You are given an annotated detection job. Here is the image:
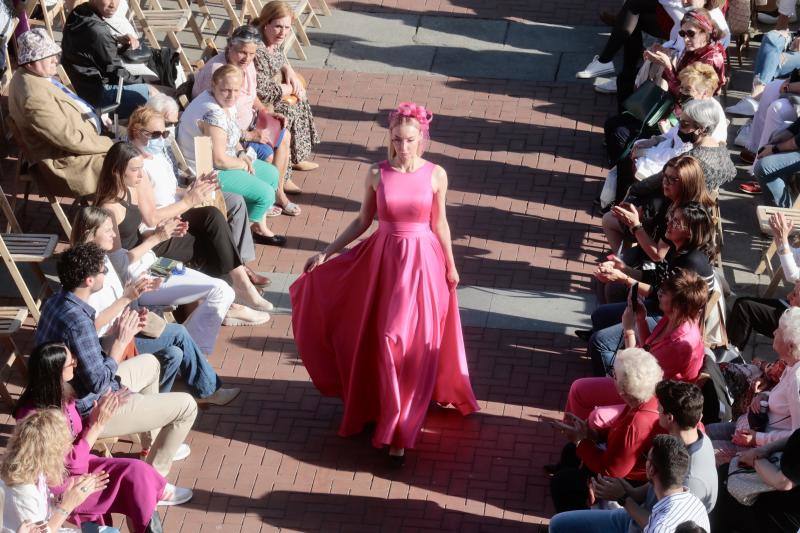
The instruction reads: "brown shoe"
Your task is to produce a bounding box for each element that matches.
[740,149,756,164]
[599,10,616,26]
[292,160,319,171]
[245,265,271,287]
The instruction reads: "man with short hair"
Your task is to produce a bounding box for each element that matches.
[192,24,298,216]
[36,243,198,478]
[8,29,113,196]
[549,380,716,533]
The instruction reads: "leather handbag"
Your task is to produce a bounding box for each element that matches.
[622,80,675,128]
[122,43,153,64]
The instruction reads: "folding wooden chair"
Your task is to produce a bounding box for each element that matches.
[128,0,197,75]
[309,0,331,16]
[281,0,321,60]
[0,307,30,406]
[0,184,58,323]
[6,117,80,237]
[25,0,67,39]
[754,204,800,278]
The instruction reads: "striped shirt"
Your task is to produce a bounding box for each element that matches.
[644,489,709,533]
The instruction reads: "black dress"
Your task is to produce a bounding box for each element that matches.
[117,191,242,277]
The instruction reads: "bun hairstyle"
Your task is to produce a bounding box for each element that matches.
[387,102,434,159]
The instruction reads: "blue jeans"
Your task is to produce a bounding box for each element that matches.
[549,508,631,533]
[244,128,287,162]
[102,82,149,119]
[134,322,221,398]
[755,31,800,85]
[754,151,800,207]
[589,300,661,376]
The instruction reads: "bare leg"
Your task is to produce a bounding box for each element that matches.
[274,131,292,207]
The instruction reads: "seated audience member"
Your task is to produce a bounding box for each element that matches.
[15,342,191,532]
[0,409,114,532]
[144,96,270,287]
[727,213,800,353]
[610,98,734,202]
[739,76,800,166]
[61,0,163,118]
[604,62,723,173]
[35,243,198,477]
[647,9,726,100]
[571,269,707,419]
[71,208,243,406]
[753,107,800,207]
[711,428,800,532]
[179,64,285,245]
[95,142,275,313]
[550,380,717,532]
[192,25,299,216]
[726,30,800,117]
[604,155,712,265]
[254,0,320,182]
[706,307,800,453]
[581,202,715,354]
[549,348,664,512]
[8,29,113,197]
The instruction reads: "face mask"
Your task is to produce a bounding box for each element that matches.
[677,129,699,143]
[144,136,167,154]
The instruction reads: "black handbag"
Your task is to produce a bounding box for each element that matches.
[613,81,675,165]
[122,42,153,63]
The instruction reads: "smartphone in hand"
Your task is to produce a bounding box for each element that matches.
[629,282,639,315]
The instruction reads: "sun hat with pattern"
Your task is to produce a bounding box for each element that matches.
[16,29,62,66]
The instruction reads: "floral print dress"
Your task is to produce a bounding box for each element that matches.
[254,43,320,177]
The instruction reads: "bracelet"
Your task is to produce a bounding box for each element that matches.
[630,224,643,234]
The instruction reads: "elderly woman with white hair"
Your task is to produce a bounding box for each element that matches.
[549,348,664,511]
[706,307,800,452]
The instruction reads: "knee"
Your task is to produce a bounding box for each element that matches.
[158,346,184,367]
[138,353,163,378]
[210,279,236,307]
[176,393,199,421]
[764,31,784,49]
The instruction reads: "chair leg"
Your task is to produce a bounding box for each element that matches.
[756,241,777,276]
[0,337,25,406]
[765,265,785,298]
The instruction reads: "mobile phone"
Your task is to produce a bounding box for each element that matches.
[629,282,639,314]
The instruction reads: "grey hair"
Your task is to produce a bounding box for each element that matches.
[613,348,664,404]
[147,93,179,117]
[681,98,721,135]
[779,307,800,361]
[227,25,261,50]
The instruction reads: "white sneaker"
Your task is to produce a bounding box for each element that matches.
[735,121,753,148]
[158,483,193,506]
[577,55,615,79]
[173,443,191,462]
[757,11,797,24]
[594,78,617,94]
[726,96,759,117]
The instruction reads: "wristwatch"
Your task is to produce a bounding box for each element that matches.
[630,224,643,234]
[773,144,782,154]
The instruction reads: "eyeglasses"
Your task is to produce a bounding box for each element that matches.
[678,29,698,38]
[142,129,170,139]
[663,173,680,185]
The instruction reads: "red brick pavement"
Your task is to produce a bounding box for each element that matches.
[0,67,616,531]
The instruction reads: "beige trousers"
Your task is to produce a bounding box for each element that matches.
[98,354,198,477]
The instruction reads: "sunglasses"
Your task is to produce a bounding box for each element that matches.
[142,129,170,139]
[678,29,698,38]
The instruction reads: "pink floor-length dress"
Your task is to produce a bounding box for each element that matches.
[290,160,480,449]
[16,402,166,533]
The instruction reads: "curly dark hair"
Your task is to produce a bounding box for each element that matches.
[649,434,690,489]
[656,380,704,430]
[56,243,106,292]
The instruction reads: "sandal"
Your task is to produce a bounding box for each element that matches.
[739,181,762,195]
[282,202,301,216]
[266,205,283,217]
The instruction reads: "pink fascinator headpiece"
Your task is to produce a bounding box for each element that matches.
[389,102,433,133]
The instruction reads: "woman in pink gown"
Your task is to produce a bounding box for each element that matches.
[290,102,480,464]
[14,342,184,533]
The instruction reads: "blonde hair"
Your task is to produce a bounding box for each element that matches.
[253,1,294,31]
[127,105,165,142]
[678,62,719,96]
[211,63,243,86]
[613,348,664,403]
[1,409,72,486]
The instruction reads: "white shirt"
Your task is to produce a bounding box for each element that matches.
[142,152,180,209]
[0,476,79,533]
[87,256,127,337]
[756,359,800,446]
[644,488,710,533]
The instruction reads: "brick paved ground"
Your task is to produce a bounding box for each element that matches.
[0,0,629,530]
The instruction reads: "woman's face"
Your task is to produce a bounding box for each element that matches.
[62,348,77,383]
[665,208,691,245]
[390,123,422,159]
[680,22,710,51]
[134,116,167,147]
[212,74,242,109]
[773,326,795,363]
[124,156,146,188]
[682,0,704,7]
[657,287,674,316]
[662,165,682,201]
[92,217,116,252]
[263,16,291,46]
